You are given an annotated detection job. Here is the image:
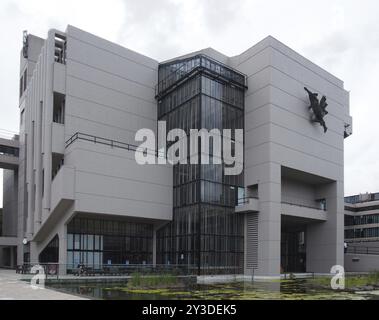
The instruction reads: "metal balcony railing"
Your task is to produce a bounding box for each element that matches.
[236,196,259,206]
[0,130,19,158]
[16,263,243,277]
[155,54,247,100]
[281,201,326,211]
[65,132,160,158]
[345,246,379,255]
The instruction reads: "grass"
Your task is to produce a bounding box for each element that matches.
[309,271,379,290]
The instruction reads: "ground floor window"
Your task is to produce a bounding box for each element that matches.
[67,216,153,271]
[156,204,244,274]
[281,230,306,273]
[39,235,59,263]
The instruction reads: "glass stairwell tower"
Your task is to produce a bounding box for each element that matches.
[155,55,247,274]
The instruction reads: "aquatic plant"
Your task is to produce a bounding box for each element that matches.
[127,272,179,289]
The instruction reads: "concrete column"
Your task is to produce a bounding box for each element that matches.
[58,224,67,276]
[152,228,157,266]
[10,247,15,268]
[30,241,38,264]
[256,162,281,277]
[42,31,55,221]
[306,180,344,273]
[0,247,3,267]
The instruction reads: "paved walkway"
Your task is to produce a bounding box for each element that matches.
[0,269,87,300]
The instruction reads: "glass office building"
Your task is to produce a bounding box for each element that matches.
[156,55,247,274]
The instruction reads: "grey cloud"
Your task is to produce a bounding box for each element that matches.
[116,0,185,60]
[199,0,245,33]
[1,0,379,200]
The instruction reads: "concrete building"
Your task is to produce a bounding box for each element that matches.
[0,133,19,268]
[344,192,379,272]
[0,25,352,276]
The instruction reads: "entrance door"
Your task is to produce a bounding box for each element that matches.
[281,231,306,273]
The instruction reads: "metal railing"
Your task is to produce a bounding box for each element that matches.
[16,263,243,277]
[16,263,60,279]
[237,196,259,206]
[281,201,326,211]
[200,265,243,276]
[155,54,247,99]
[346,245,379,255]
[66,264,198,276]
[65,132,160,158]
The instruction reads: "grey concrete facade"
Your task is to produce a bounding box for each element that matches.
[229,37,351,275]
[345,254,379,272]
[1,25,352,276]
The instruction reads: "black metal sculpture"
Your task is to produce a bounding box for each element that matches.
[304,87,328,133]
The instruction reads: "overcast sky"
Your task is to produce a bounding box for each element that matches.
[1,0,379,207]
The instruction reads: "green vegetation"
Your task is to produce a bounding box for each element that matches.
[127,272,180,289]
[346,271,379,288]
[52,277,379,300]
[309,271,379,290]
[51,272,379,300]
[104,281,369,300]
[367,271,379,284]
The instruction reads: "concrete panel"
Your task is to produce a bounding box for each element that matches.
[65,140,173,221]
[270,143,343,181]
[0,155,18,170]
[2,170,18,237]
[244,85,271,115]
[235,198,259,213]
[270,67,348,120]
[66,37,157,90]
[245,67,272,97]
[65,77,156,121]
[65,95,156,137]
[267,36,344,88]
[50,166,75,215]
[53,62,66,94]
[281,203,327,221]
[51,122,65,154]
[66,25,158,70]
[0,237,18,246]
[345,254,379,272]
[270,47,348,106]
[232,46,271,78]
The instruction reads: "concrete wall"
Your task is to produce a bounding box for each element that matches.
[345,253,379,272]
[347,241,379,248]
[12,27,351,275]
[64,25,158,143]
[2,170,18,237]
[63,140,173,221]
[19,26,172,264]
[0,208,2,236]
[281,178,316,208]
[230,36,351,275]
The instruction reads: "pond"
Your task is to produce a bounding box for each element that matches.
[48,278,379,300]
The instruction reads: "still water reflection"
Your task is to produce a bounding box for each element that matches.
[48,279,379,300]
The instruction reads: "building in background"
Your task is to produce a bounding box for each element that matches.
[0,25,352,276]
[0,132,19,268]
[344,192,379,271]
[345,192,379,247]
